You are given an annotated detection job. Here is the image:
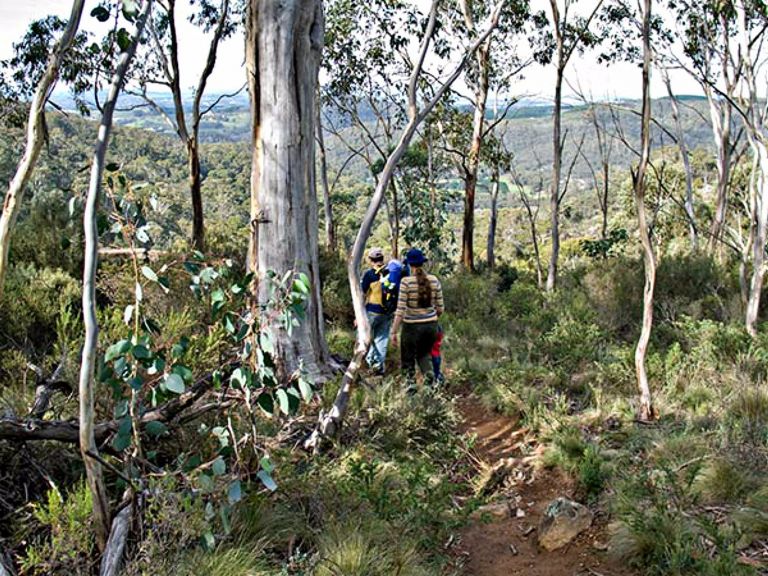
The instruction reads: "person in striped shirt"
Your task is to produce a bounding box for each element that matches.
[390,248,444,390]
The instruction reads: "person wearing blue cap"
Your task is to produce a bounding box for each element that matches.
[390,248,444,391]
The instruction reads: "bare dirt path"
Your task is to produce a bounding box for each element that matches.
[454,392,636,576]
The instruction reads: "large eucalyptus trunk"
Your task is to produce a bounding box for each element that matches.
[745,143,768,336]
[707,95,732,253]
[245,0,328,379]
[634,0,655,421]
[188,138,205,251]
[0,0,86,300]
[79,0,152,550]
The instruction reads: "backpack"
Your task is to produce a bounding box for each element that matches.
[380,260,403,314]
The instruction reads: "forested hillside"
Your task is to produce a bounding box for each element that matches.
[1,1,768,576]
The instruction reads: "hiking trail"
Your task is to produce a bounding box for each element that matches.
[452,390,636,576]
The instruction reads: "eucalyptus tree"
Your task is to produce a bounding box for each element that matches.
[485,130,513,270]
[78,0,153,551]
[538,0,604,292]
[130,0,239,251]
[445,0,531,271]
[306,0,508,450]
[321,0,420,258]
[245,0,329,379]
[731,0,768,337]
[0,0,87,299]
[666,0,740,254]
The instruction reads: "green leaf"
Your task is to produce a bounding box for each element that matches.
[276,389,290,415]
[259,456,274,474]
[230,367,248,389]
[129,376,142,391]
[260,331,275,355]
[256,392,274,416]
[165,373,185,394]
[298,378,313,403]
[211,288,226,304]
[220,505,232,534]
[105,339,131,362]
[116,28,131,52]
[212,457,226,476]
[147,356,165,376]
[228,480,242,504]
[172,364,193,383]
[141,266,158,282]
[257,470,277,492]
[201,530,215,551]
[135,281,143,302]
[91,6,111,22]
[113,432,131,452]
[145,421,168,438]
[132,345,151,360]
[122,0,138,20]
[199,267,218,285]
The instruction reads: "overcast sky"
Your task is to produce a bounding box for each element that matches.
[0,0,705,102]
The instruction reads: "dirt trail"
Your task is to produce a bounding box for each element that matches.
[454,392,636,576]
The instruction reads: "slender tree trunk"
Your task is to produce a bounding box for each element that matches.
[546,67,564,292]
[746,145,768,336]
[663,71,697,251]
[634,0,655,421]
[487,167,500,270]
[461,41,491,272]
[707,97,732,253]
[79,0,152,550]
[188,138,205,251]
[0,0,85,300]
[391,179,400,259]
[305,0,505,450]
[601,161,609,239]
[316,104,335,251]
[246,0,328,379]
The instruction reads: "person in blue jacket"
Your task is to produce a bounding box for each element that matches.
[361,248,392,375]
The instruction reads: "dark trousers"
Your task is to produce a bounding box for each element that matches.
[401,321,438,385]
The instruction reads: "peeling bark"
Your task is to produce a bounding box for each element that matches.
[246,0,328,380]
[98,500,133,576]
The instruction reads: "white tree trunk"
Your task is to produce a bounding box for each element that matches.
[246,0,328,379]
[746,144,768,336]
[79,0,152,550]
[634,0,655,421]
[0,0,86,300]
[487,168,500,270]
[304,0,506,450]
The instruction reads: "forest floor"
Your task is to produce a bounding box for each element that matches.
[453,389,637,576]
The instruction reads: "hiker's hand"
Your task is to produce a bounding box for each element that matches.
[390,333,398,346]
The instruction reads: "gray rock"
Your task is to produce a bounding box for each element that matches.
[537,497,593,551]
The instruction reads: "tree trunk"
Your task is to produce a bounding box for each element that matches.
[461,40,491,272]
[634,0,655,421]
[188,138,205,251]
[79,0,152,551]
[304,0,505,450]
[246,0,328,379]
[99,500,133,576]
[663,71,697,251]
[706,95,732,253]
[601,161,609,239]
[487,167,500,270]
[546,67,563,292]
[746,145,768,336]
[0,0,86,300]
[316,103,336,251]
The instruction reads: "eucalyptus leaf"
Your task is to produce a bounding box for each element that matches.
[165,373,185,394]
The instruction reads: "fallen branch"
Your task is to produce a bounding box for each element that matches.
[98,248,167,261]
[99,499,133,576]
[0,361,237,444]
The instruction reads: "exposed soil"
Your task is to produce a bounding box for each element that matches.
[454,392,637,576]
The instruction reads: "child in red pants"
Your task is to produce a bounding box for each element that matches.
[431,324,444,384]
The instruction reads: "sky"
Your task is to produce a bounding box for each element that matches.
[0,0,706,102]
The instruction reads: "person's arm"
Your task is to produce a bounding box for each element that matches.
[361,269,373,294]
[434,278,444,316]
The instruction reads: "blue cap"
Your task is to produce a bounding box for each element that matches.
[405,248,427,266]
